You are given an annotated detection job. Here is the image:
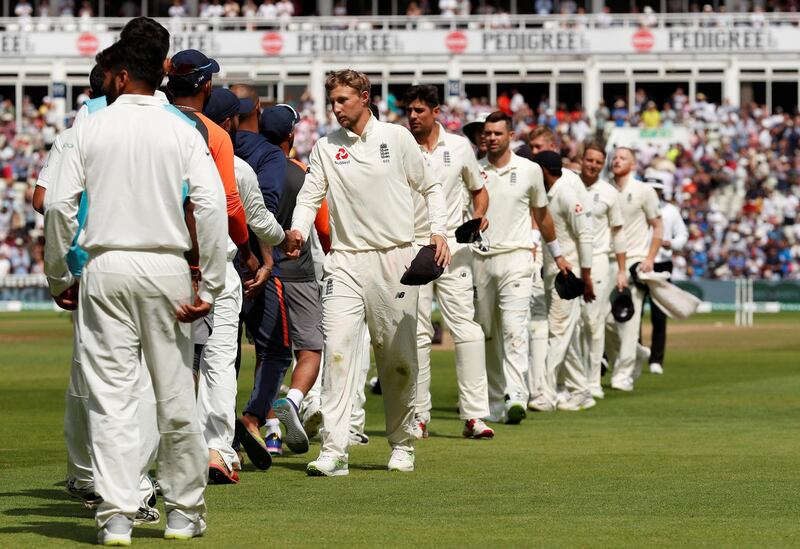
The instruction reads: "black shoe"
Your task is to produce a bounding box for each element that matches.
[235,418,272,470]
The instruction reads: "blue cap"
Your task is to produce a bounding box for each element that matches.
[169,49,220,89]
[203,88,240,125]
[261,104,299,142]
[239,98,256,116]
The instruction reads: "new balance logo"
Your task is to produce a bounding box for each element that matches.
[395,291,405,299]
[380,143,390,163]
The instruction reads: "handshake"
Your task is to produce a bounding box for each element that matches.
[281,229,305,259]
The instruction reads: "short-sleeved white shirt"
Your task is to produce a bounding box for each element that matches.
[475,152,548,256]
[615,176,661,263]
[414,123,484,240]
[585,177,623,257]
[543,169,592,276]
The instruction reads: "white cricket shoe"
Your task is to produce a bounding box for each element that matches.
[485,401,506,423]
[611,377,634,392]
[504,399,526,424]
[650,362,664,375]
[387,449,415,472]
[528,394,556,412]
[590,387,605,400]
[411,414,429,439]
[98,515,132,546]
[306,455,349,477]
[556,392,597,411]
[634,345,651,380]
[164,511,206,540]
[463,418,495,439]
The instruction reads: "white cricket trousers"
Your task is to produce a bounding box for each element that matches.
[541,272,588,404]
[416,240,488,422]
[527,248,548,399]
[79,251,207,527]
[605,262,647,388]
[197,262,242,470]
[349,329,371,434]
[578,256,612,394]
[64,312,159,499]
[318,246,418,461]
[473,249,533,406]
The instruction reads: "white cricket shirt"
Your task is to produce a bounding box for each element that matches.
[291,115,447,251]
[44,94,228,302]
[412,123,484,240]
[615,175,661,263]
[585,177,624,257]
[543,169,593,276]
[475,152,548,256]
[654,201,688,263]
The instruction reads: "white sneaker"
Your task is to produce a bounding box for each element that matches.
[611,378,634,392]
[528,394,555,412]
[650,362,664,375]
[411,414,429,439]
[387,449,415,472]
[164,511,206,540]
[463,418,495,439]
[98,515,132,546]
[634,345,651,380]
[504,399,526,424]
[556,392,597,411]
[306,455,349,477]
[590,387,605,400]
[349,429,370,445]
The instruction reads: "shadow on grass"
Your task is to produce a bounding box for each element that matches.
[267,461,309,472]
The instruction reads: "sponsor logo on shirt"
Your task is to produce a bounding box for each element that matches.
[480,171,488,181]
[334,147,349,164]
[575,202,584,214]
[443,150,451,166]
[379,143,390,163]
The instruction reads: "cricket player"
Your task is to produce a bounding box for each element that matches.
[643,172,688,375]
[474,112,564,424]
[606,147,663,391]
[578,143,627,399]
[527,151,595,412]
[405,85,494,440]
[288,69,449,476]
[35,62,161,523]
[44,31,227,544]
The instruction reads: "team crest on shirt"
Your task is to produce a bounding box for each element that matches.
[510,172,517,186]
[627,193,632,203]
[379,143,390,163]
[334,147,350,164]
[593,193,599,203]
[443,150,451,166]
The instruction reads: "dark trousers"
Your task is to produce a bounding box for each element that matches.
[647,260,673,365]
[236,276,293,425]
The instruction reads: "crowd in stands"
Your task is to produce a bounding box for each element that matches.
[9,0,800,20]
[1,83,799,281]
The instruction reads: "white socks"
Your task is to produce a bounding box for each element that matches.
[286,388,304,410]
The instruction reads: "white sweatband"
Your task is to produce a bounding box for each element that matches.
[546,239,562,258]
[531,229,541,245]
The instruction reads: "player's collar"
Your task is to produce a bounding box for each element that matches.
[343,114,377,141]
[114,94,168,106]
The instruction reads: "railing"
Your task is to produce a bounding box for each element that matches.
[0,12,797,34]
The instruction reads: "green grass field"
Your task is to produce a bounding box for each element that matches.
[1,311,799,547]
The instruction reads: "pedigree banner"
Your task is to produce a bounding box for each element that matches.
[0,27,795,58]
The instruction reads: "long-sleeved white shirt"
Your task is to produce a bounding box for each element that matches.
[292,116,447,251]
[543,168,593,276]
[475,152,548,256]
[614,174,661,264]
[655,201,688,263]
[230,155,285,260]
[585,177,624,257]
[413,123,484,240]
[44,94,227,302]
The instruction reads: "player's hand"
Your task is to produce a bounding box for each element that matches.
[531,244,538,258]
[662,239,672,250]
[282,229,304,259]
[54,282,79,311]
[616,269,629,291]
[476,217,489,232]
[640,258,655,273]
[244,264,272,300]
[431,234,451,267]
[176,296,212,323]
[555,255,572,275]
[582,275,596,303]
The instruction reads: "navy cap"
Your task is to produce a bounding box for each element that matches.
[169,49,220,88]
[532,150,563,177]
[239,98,256,115]
[554,270,585,300]
[203,88,240,125]
[261,104,299,142]
[400,245,444,286]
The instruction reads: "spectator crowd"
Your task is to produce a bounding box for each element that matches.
[2,83,799,281]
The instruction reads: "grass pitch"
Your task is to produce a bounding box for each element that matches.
[0,311,799,547]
